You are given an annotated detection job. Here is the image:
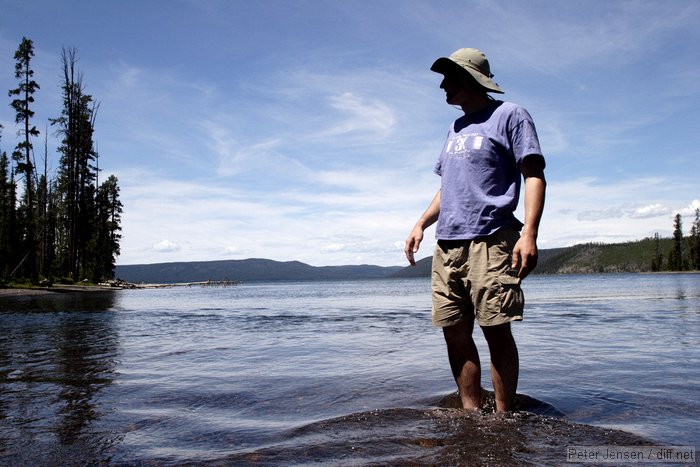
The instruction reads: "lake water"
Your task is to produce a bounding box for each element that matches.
[1,273,698,465]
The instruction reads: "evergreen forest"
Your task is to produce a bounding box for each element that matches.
[1,37,122,285]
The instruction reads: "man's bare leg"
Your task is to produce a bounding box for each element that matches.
[443,319,481,410]
[482,322,519,412]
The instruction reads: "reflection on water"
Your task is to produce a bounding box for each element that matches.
[1,291,117,313]
[0,292,119,464]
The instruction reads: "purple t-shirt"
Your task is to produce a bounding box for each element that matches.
[434,100,544,240]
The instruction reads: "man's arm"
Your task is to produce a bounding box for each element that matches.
[405,190,441,266]
[512,156,546,278]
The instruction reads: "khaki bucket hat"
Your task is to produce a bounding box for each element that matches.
[431,48,504,94]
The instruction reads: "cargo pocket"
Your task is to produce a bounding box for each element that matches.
[498,272,524,316]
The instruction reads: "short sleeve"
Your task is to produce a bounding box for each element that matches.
[509,108,545,168]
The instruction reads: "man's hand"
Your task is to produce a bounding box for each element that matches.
[405,226,424,266]
[511,233,538,279]
[405,190,441,266]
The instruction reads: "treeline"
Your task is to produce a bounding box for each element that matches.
[651,211,700,272]
[0,37,122,285]
[534,210,700,274]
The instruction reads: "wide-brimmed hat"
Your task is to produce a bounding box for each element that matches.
[430,48,504,94]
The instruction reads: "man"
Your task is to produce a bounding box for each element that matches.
[405,48,546,412]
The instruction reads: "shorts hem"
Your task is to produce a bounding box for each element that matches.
[477,315,523,327]
[432,314,523,328]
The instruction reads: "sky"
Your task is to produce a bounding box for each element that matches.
[0,0,699,267]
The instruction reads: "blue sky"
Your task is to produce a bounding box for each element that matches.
[1,0,698,267]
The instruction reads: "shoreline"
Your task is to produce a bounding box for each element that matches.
[0,279,242,298]
[0,284,119,298]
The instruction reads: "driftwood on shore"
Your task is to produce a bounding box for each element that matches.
[102,279,242,289]
[0,279,242,298]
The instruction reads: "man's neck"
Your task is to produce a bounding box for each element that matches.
[460,94,493,115]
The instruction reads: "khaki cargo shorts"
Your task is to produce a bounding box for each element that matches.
[431,228,524,328]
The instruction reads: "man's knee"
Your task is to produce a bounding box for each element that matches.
[482,322,516,349]
[481,322,512,340]
[443,319,474,344]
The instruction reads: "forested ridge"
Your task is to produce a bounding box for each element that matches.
[1,37,122,286]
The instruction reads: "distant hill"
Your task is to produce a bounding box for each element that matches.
[115,258,403,283]
[115,237,683,283]
[391,256,432,278]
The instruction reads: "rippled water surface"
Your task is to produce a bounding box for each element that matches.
[1,273,698,465]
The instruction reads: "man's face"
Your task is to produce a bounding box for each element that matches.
[440,71,482,106]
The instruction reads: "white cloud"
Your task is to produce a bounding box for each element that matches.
[212,136,286,178]
[679,199,700,216]
[223,246,240,256]
[324,92,396,138]
[577,207,624,221]
[321,243,346,252]
[631,203,671,219]
[574,200,698,224]
[153,240,180,252]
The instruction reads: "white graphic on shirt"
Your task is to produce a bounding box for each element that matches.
[445,133,483,159]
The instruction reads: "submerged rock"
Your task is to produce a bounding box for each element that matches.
[220,393,654,466]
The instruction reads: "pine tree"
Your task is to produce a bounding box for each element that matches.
[689,208,700,271]
[651,232,663,272]
[8,37,41,282]
[93,175,122,281]
[667,213,684,271]
[35,129,54,280]
[51,48,99,281]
